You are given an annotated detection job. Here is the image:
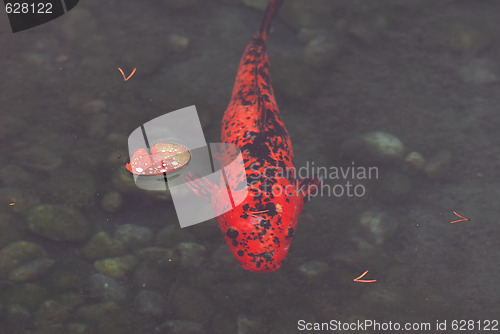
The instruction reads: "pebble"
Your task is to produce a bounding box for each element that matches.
[94,254,138,279]
[76,301,120,322]
[424,150,453,180]
[34,300,70,327]
[359,210,398,245]
[167,34,190,53]
[9,257,55,282]
[404,151,426,172]
[135,247,175,267]
[27,204,90,242]
[81,232,126,261]
[114,224,154,251]
[177,242,206,268]
[341,131,405,163]
[5,304,32,330]
[0,241,47,278]
[134,290,165,317]
[298,260,329,279]
[210,244,239,269]
[101,191,123,213]
[7,283,47,311]
[132,263,169,290]
[303,34,340,68]
[459,58,499,85]
[14,146,63,172]
[88,273,127,302]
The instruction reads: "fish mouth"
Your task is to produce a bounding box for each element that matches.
[242,251,280,272]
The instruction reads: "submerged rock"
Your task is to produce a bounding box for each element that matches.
[459,58,500,85]
[114,224,153,251]
[424,150,453,180]
[27,204,90,242]
[100,191,123,213]
[342,131,405,163]
[14,146,63,172]
[135,247,175,268]
[359,210,399,245]
[6,304,32,329]
[9,257,55,282]
[81,232,126,261]
[303,34,341,68]
[0,213,23,249]
[177,242,206,268]
[0,241,47,278]
[134,290,165,317]
[167,34,190,53]
[76,301,120,322]
[404,151,426,172]
[94,255,138,279]
[88,273,127,301]
[298,260,329,279]
[6,283,47,311]
[34,299,70,327]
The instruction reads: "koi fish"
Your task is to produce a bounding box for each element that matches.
[212,0,320,272]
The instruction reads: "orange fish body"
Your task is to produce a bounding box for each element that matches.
[217,0,318,272]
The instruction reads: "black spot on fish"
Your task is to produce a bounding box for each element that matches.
[226,228,239,239]
[259,220,271,229]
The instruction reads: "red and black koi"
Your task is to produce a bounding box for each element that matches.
[215,0,320,272]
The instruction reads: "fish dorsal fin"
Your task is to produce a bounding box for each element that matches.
[257,82,267,131]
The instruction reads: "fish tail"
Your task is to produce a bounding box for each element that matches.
[258,0,284,40]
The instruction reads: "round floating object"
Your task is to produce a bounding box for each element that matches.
[126,143,191,176]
